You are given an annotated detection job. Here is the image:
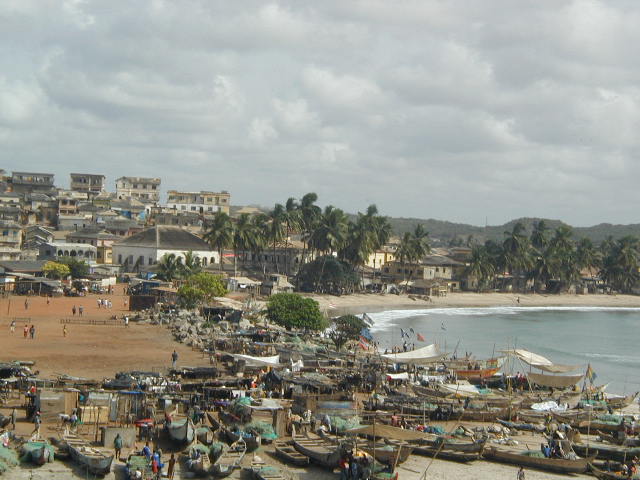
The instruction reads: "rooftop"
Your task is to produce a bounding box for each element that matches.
[115,226,211,251]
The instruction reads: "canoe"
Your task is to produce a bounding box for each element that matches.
[455,367,500,380]
[411,445,479,462]
[578,419,624,434]
[224,427,260,451]
[249,460,291,480]
[196,426,215,445]
[187,444,211,476]
[497,419,545,433]
[274,440,309,467]
[207,412,221,432]
[460,406,515,422]
[211,439,246,478]
[63,432,114,475]
[292,432,343,469]
[21,441,54,465]
[482,446,595,474]
[590,463,640,480]
[417,435,487,454]
[607,392,639,410]
[573,443,640,462]
[167,417,196,444]
[360,444,413,465]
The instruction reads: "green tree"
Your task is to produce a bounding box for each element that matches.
[180,251,202,277]
[296,256,359,293]
[232,213,258,274]
[502,222,533,291]
[156,253,183,281]
[530,220,549,251]
[298,192,321,264]
[466,245,495,292]
[43,261,70,279]
[57,257,89,279]
[177,272,227,308]
[329,314,367,351]
[176,285,203,309]
[265,293,327,330]
[203,211,233,272]
[266,203,287,273]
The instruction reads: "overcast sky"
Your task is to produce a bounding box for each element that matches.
[2,1,639,226]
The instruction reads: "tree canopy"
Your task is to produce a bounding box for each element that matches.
[43,261,70,279]
[265,293,327,330]
[177,272,227,309]
[329,314,367,351]
[57,257,89,279]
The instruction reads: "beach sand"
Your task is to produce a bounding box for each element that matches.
[305,291,640,316]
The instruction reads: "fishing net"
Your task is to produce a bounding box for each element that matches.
[245,421,278,440]
[521,451,546,458]
[191,444,210,455]
[331,416,361,434]
[596,414,623,423]
[258,466,280,474]
[209,442,225,459]
[423,426,445,434]
[0,446,18,473]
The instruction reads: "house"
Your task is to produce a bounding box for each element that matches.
[0,220,22,249]
[0,260,49,277]
[110,197,147,221]
[70,173,106,196]
[0,248,21,261]
[10,172,56,194]
[166,190,231,215]
[382,255,464,292]
[57,190,89,217]
[260,274,294,296]
[57,215,93,232]
[38,242,97,262]
[115,177,161,202]
[365,246,396,270]
[23,226,55,250]
[112,226,217,272]
[66,229,119,264]
[24,193,58,226]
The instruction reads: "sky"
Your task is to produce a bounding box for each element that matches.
[2,0,640,227]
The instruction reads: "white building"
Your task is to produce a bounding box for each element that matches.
[115,177,161,202]
[166,190,230,214]
[112,226,217,272]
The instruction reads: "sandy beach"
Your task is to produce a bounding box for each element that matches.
[305,292,640,316]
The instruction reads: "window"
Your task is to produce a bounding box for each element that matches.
[149,257,154,265]
[118,254,122,263]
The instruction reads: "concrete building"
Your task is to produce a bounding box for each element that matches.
[115,177,161,202]
[70,173,106,195]
[66,229,119,264]
[0,220,22,249]
[58,191,89,217]
[382,255,464,292]
[38,242,97,262]
[166,190,230,214]
[10,172,56,194]
[112,226,217,272]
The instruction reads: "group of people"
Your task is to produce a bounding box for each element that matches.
[338,451,375,480]
[122,440,176,480]
[96,298,113,309]
[71,305,84,316]
[20,323,36,339]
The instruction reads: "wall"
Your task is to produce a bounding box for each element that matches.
[101,426,137,448]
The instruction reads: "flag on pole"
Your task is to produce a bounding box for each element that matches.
[360,327,373,341]
[586,364,597,383]
[417,333,425,342]
[409,328,415,335]
[362,313,374,326]
[359,336,370,350]
[400,328,407,338]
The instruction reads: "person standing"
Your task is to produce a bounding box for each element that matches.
[78,305,83,316]
[9,320,15,333]
[517,467,525,480]
[114,433,123,460]
[10,408,16,430]
[167,453,176,479]
[63,325,68,338]
[24,298,28,310]
[23,324,28,339]
[32,411,41,438]
[171,350,178,369]
[124,316,129,327]
[29,325,35,339]
[72,305,76,316]
[97,299,101,309]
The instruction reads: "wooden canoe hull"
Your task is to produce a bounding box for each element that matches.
[412,446,479,462]
[64,434,114,475]
[360,445,413,465]
[211,441,246,478]
[292,436,343,469]
[482,447,595,474]
[167,418,196,444]
[274,441,309,467]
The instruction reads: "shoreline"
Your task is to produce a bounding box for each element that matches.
[303,291,640,316]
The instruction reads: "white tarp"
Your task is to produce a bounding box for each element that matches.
[503,348,581,373]
[381,344,447,365]
[530,401,567,412]
[527,372,585,388]
[386,372,409,381]
[291,359,304,372]
[439,381,481,397]
[232,354,280,367]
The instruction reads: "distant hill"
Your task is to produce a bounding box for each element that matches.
[386,216,640,246]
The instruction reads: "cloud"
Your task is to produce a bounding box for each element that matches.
[1,0,638,226]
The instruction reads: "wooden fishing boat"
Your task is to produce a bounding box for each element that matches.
[455,367,500,381]
[224,427,261,451]
[292,432,343,469]
[196,426,215,445]
[482,446,595,474]
[274,440,309,466]
[125,455,153,480]
[249,459,292,480]
[607,392,639,410]
[360,443,413,465]
[578,419,624,434]
[207,412,221,432]
[417,435,487,454]
[21,440,54,465]
[187,444,211,476]
[573,443,640,462]
[211,439,246,478]
[411,445,479,462]
[460,406,515,422]
[63,432,114,475]
[167,417,196,444]
[590,463,640,480]
[497,419,545,432]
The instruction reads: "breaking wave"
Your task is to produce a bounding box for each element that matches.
[367,306,640,332]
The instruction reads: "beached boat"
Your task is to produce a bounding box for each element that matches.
[211,439,246,478]
[573,443,640,462]
[578,419,624,434]
[360,443,413,465]
[167,417,196,444]
[63,432,114,476]
[411,445,480,463]
[274,440,309,466]
[292,432,343,469]
[125,455,153,480]
[207,412,221,432]
[482,446,595,474]
[589,463,640,480]
[460,406,515,422]
[224,427,261,451]
[418,435,487,454]
[249,459,293,480]
[21,440,54,465]
[454,367,500,381]
[497,419,545,432]
[187,444,211,476]
[606,392,639,410]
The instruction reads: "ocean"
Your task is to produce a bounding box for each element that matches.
[367,306,640,395]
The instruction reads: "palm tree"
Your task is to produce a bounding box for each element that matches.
[266,204,287,273]
[250,213,269,275]
[576,238,600,282]
[181,250,202,277]
[502,222,533,291]
[530,220,549,252]
[203,211,233,272]
[394,225,431,288]
[232,213,258,275]
[309,206,348,291]
[298,193,321,264]
[156,253,183,281]
[548,226,578,291]
[283,197,301,275]
[466,245,496,292]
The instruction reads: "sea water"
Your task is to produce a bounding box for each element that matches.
[367,306,640,395]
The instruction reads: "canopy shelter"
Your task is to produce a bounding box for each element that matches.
[502,348,582,373]
[230,354,281,368]
[526,372,585,389]
[381,344,447,365]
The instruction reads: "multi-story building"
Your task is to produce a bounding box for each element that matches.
[166,190,230,214]
[66,229,119,264]
[57,191,88,217]
[70,173,106,196]
[0,220,22,249]
[10,172,56,194]
[115,177,161,202]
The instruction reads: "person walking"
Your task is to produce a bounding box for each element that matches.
[517,466,526,480]
[9,320,15,333]
[29,325,35,339]
[97,299,101,309]
[23,324,28,339]
[10,408,16,430]
[63,325,67,337]
[78,305,83,316]
[32,411,41,438]
[24,298,28,310]
[171,350,178,369]
[72,305,76,316]
[114,433,123,460]
[167,453,176,479]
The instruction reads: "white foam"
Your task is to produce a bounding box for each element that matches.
[367,306,640,332]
